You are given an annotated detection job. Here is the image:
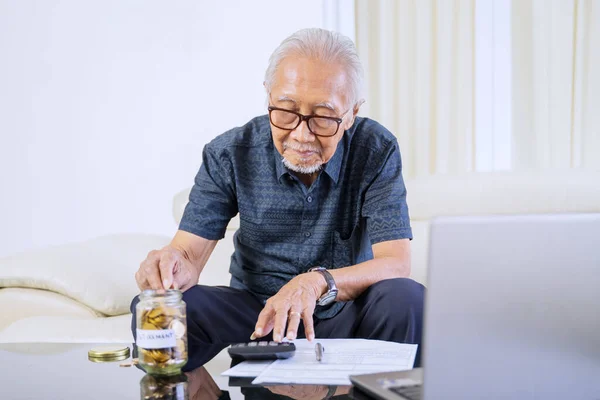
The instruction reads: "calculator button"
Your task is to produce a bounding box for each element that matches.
[248,342,258,347]
[258,341,268,346]
[269,341,278,346]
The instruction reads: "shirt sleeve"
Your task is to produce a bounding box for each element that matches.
[361,140,413,244]
[178,145,238,240]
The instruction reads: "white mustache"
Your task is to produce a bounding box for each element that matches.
[283,142,321,154]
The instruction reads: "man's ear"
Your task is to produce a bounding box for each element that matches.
[345,100,364,129]
[353,100,364,117]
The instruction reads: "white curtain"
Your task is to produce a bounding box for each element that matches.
[512,0,600,169]
[354,0,599,177]
[355,0,475,178]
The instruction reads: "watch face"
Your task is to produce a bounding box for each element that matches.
[317,289,338,306]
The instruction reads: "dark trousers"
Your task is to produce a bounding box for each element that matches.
[130,277,425,371]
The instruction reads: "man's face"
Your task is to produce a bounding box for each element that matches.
[267,56,357,175]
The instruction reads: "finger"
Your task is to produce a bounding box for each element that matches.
[302,309,316,341]
[285,309,302,340]
[171,272,182,290]
[252,304,276,339]
[272,306,291,342]
[144,265,163,290]
[141,255,163,290]
[257,318,275,340]
[173,265,194,291]
[135,265,151,290]
[136,272,151,291]
[140,279,152,291]
[158,250,178,289]
[134,270,145,290]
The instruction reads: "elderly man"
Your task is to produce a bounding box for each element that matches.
[131,28,424,371]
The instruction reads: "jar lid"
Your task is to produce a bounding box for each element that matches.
[88,345,130,362]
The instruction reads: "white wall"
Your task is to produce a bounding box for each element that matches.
[0,0,323,257]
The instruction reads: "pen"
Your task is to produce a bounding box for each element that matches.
[315,342,325,362]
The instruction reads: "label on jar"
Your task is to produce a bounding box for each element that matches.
[136,329,177,349]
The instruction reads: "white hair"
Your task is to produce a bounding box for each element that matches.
[264,28,365,108]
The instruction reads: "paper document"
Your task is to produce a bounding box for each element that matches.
[251,338,417,386]
[222,360,272,377]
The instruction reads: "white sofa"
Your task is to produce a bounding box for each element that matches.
[1,169,599,373]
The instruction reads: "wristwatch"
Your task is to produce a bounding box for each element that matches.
[308,267,338,306]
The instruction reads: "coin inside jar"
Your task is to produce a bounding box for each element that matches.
[169,320,186,339]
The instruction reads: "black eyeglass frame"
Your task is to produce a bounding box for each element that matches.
[267,106,350,137]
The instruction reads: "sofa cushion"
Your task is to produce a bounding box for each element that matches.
[0,234,170,316]
[0,314,132,343]
[0,288,101,331]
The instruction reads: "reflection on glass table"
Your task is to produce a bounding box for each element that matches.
[1,342,353,400]
[140,364,353,400]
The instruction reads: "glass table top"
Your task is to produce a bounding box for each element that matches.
[1,343,353,400]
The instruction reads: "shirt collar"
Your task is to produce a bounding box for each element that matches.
[274,146,289,184]
[272,136,346,185]
[322,137,344,185]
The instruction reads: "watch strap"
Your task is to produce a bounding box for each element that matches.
[308,267,338,306]
[308,267,337,293]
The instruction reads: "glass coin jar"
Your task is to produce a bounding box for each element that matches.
[136,289,188,375]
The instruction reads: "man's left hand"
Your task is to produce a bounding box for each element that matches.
[251,272,324,342]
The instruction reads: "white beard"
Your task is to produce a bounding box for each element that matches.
[281,141,323,175]
[282,157,323,175]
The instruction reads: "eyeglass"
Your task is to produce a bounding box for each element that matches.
[267,106,350,137]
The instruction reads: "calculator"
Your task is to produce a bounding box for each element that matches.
[227,341,296,360]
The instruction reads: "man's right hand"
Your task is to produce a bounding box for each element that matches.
[135,246,200,292]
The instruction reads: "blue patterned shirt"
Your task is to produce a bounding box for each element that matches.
[179,115,412,318]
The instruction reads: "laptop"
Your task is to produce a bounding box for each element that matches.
[350,213,600,400]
